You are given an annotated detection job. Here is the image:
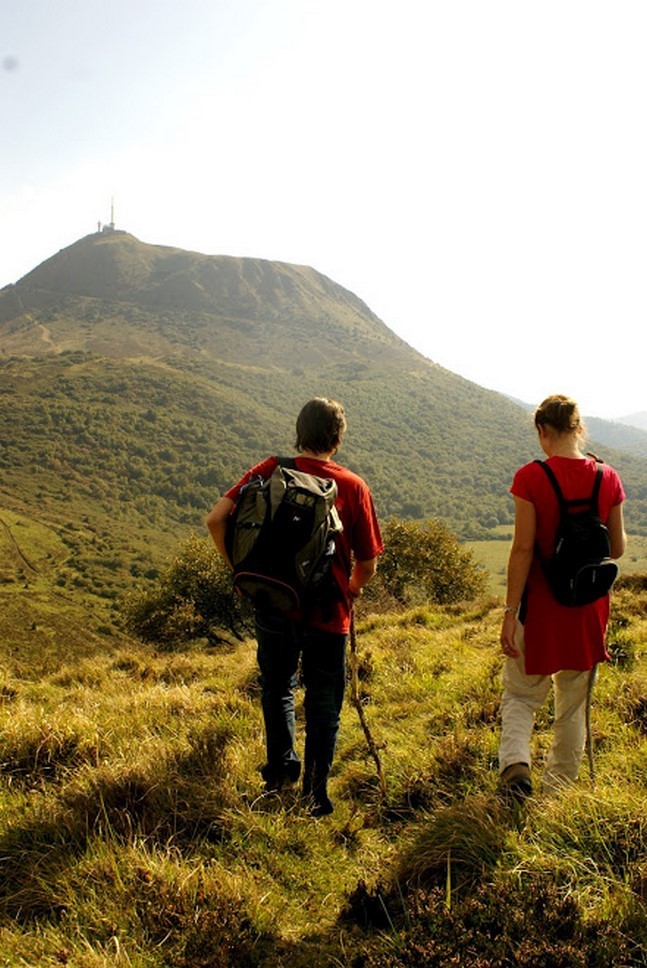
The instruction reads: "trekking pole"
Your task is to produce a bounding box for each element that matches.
[585,662,599,784]
[349,610,387,801]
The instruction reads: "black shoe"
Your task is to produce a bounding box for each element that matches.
[310,795,334,818]
[284,760,302,784]
[261,760,301,793]
[499,762,532,802]
[301,786,334,817]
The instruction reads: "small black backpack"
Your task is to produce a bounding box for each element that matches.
[535,459,618,607]
[225,457,343,615]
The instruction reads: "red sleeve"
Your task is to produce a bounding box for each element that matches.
[510,462,540,503]
[351,482,384,561]
[605,465,626,507]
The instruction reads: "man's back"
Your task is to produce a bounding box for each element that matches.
[224,454,383,633]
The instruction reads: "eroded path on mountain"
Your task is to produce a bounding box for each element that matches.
[0,516,39,573]
[38,323,60,352]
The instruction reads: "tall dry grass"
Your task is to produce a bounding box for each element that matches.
[0,586,644,965]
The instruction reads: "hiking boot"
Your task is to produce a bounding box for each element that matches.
[301,761,334,816]
[499,762,532,802]
[261,771,281,794]
[284,760,302,784]
[260,759,301,793]
[310,795,334,818]
[301,790,334,818]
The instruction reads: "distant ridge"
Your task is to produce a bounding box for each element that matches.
[616,412,647,433]
[585,416,647,459]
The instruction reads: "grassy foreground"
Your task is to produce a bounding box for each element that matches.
[0,583,645,966]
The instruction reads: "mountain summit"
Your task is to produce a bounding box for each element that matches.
[0,232,409,367]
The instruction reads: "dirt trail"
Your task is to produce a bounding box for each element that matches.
[39,324,60,352]
[0,516,39,573]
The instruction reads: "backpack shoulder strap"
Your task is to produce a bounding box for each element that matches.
[535,458,604,515]
[535,459,567,511]
[276,455,297,469]
[590,465,604,514]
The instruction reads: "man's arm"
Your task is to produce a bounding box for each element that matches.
[349,558,377,600]
[206,496,235,569]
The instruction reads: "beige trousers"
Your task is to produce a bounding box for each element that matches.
[498,621,594,792]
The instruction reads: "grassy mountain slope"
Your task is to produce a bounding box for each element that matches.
[1,231,646,616]
[0,231,403,364]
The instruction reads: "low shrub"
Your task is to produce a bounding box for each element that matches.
[124,534,252,647]
[343,875,643,967]
[371,518,487,607]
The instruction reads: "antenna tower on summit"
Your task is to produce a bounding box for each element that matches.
[99,197,116,234]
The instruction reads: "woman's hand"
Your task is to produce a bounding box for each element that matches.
[500,611,520,658]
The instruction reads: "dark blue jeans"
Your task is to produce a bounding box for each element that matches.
[255,610,347,806]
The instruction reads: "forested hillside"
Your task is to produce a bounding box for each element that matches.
[1,231,646,610]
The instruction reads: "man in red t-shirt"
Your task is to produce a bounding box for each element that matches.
[207,398,383,816]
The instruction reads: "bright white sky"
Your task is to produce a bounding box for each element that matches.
[2,0,645,420]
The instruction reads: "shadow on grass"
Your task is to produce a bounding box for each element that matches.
[0,720,237,922]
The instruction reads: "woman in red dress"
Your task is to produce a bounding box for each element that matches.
[498,395,626,799]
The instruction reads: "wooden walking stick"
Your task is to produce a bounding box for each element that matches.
[585,662,599,784]
[349,610,387,801]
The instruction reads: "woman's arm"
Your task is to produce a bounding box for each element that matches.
[500,496,536,657]
[606,503,627,560]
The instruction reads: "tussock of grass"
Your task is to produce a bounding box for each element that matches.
[42,841,276,967]
[0,711,100,786]
[394,795,510,892]
[519,787,646,886]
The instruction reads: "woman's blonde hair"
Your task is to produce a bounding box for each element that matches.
[534,394,582,435]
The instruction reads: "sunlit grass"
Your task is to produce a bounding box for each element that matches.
[0,586,644,965]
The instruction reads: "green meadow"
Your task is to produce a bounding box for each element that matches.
[0,543,645,964]
[468,530,647,597]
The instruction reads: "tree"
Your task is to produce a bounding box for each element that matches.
[372,517,487,606]
[124,534,252,648]
[125,518,487,649]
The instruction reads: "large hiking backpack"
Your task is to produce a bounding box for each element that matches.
[225,457,343,615]
[535,459,618,607]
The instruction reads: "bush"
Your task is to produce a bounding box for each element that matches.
[371,518,487,606]
[124,534,252,647]
[126,518,488,647]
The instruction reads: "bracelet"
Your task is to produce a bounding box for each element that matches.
[503,604,518,615]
